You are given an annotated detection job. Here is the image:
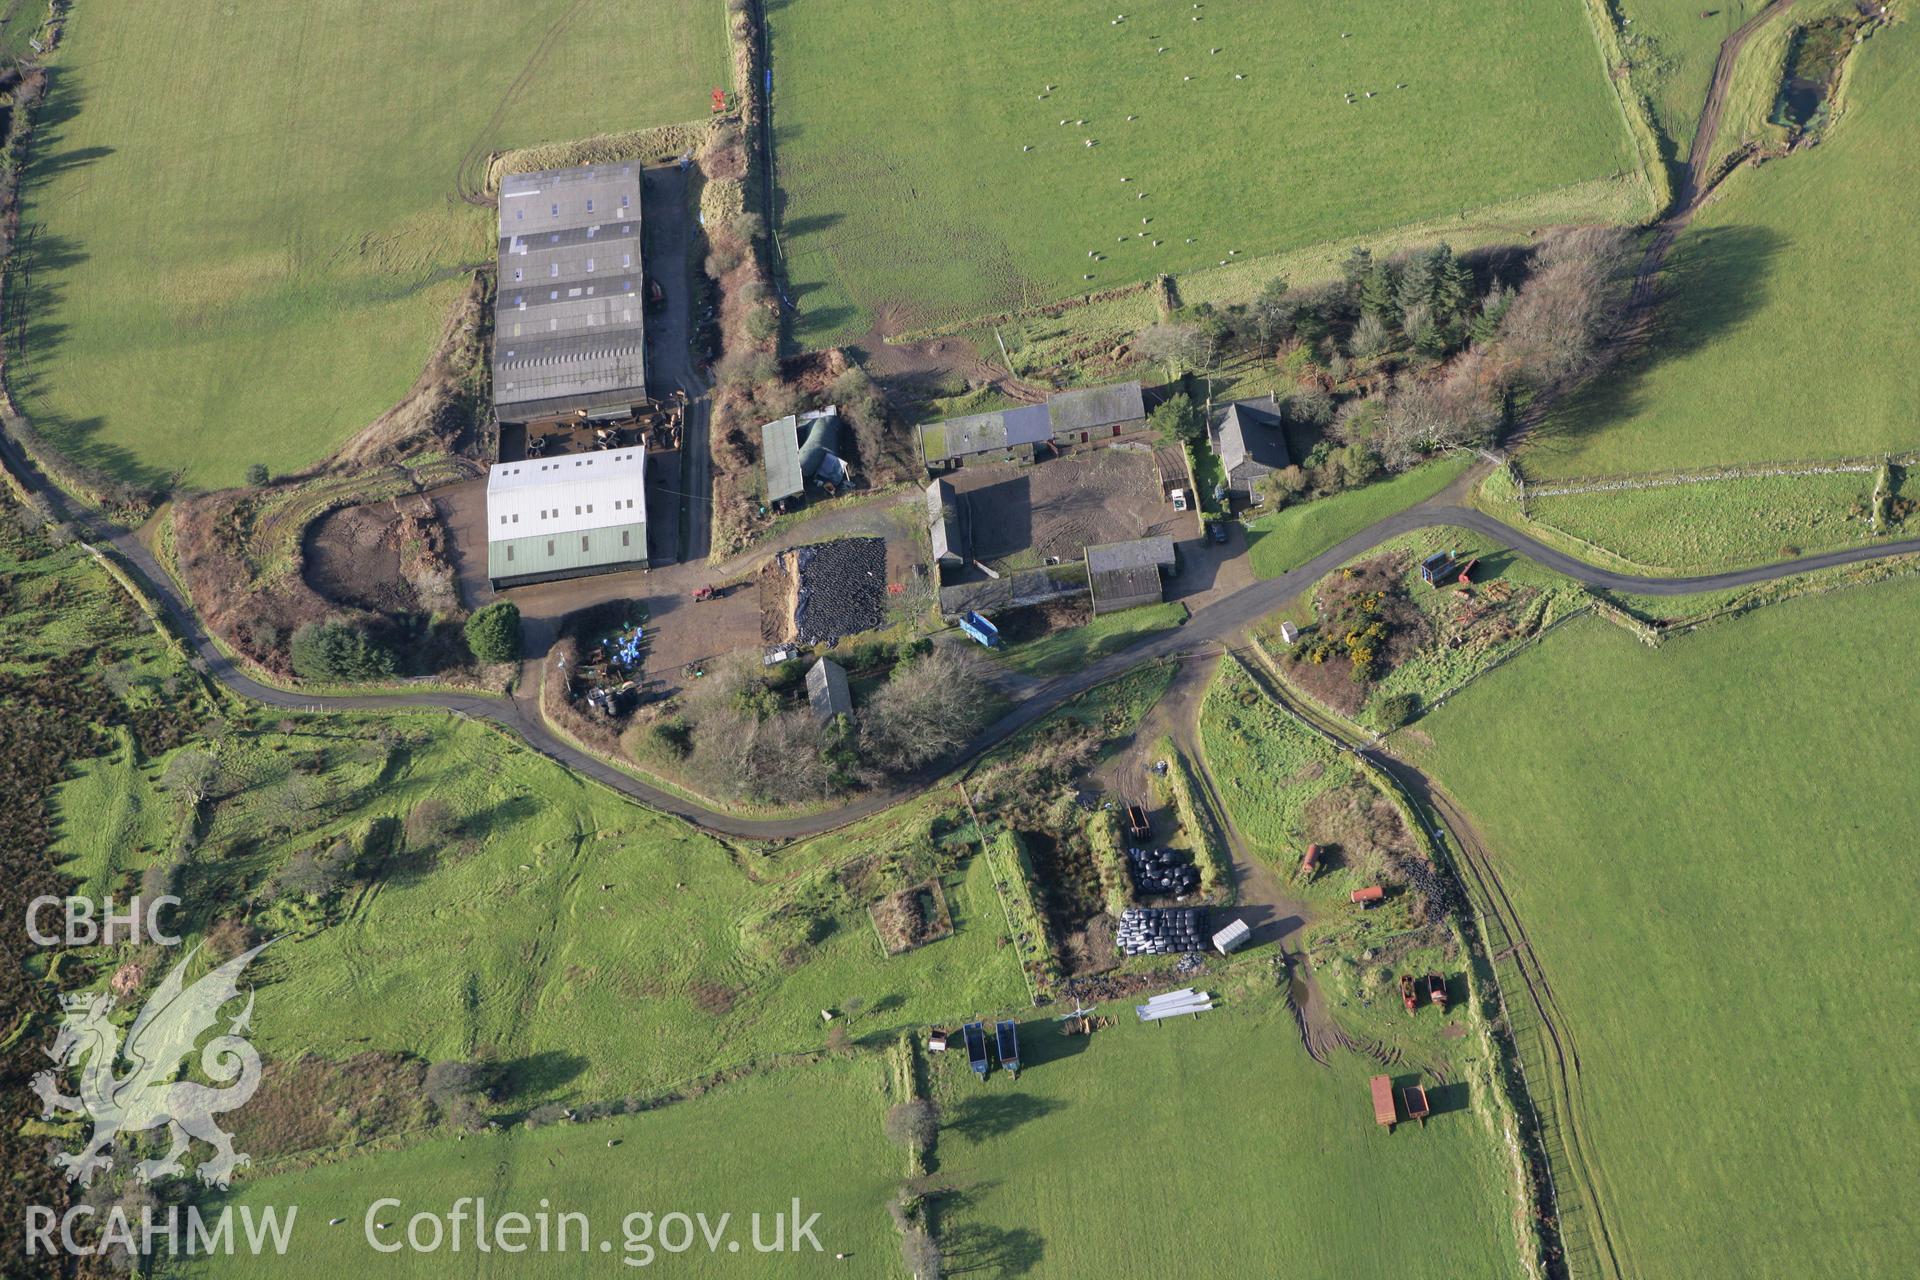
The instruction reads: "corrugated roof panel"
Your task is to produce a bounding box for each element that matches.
[486,521,648,582]
[762,415,803,502]
[492,164,646,421]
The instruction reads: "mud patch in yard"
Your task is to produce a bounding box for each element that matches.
[304,495,459,617]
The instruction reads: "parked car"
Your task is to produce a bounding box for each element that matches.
[1170,488,1189,512]
[1208,519,1230,545]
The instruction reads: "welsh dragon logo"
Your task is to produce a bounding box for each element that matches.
[32,941,270,1188]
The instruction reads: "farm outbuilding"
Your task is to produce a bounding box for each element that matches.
[492,164,648,424]
[926,477,968,566]
[1046,380,1146,444]
[1086,535,1176,615]
[805,657,853,724]
[485,446,648,589]
[919,404,1054,470]
[763,406,849,509]
[1210,395,1290,500]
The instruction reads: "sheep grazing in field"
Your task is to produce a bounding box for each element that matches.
[1211,47,1221,54]
[1185,237,1196,243]
[1183,74,1192,81]
[1234,73,1245,80]
[1156,47,1167,54]
[1084,273,1095,280]
[1120,176,1131,182]
[1086,138,1097,147]
[1126,113,1137,121]
[1364,91,1375,98]
[1141,217,1151,224]
[1137,192,1147,199]
[1022,145,1033,152]
[1397,83,1407,89]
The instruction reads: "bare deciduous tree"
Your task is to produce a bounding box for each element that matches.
[860,647,992,773]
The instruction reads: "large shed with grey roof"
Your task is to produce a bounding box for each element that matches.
[486,445,649,589]
[1047,381,1145,443]
[1085,536,1177,615]
[919,403,1053,470]
[493,164,648,423]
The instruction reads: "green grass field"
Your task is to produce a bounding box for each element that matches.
[1524,20,1920,479]
[998,600,1186,676]
[770,0,1639,345]
[929,988,1520,1279]
[179,1056,904,1277]
[14,0,725,489]
[1524,469,1887,571]
[52,713,1028,1105]
[1244,453,1472,579]
[1406,578,1920,1278]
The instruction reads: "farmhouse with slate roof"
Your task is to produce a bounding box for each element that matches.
[1210,395,1290,500]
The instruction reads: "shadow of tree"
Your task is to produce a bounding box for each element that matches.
[1527,224,1785,463]
[942,1092,1063,1145]
[941,1224,1045,1277]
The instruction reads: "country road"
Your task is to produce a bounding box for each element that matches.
[8,422,1916,842]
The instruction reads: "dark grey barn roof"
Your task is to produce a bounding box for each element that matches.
[492,164,648,422]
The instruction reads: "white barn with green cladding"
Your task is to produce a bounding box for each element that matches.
[486,447,649,589]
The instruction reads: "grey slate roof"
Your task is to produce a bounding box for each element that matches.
[927,478,965,562]
[919,403,1053,464]
[1086,536,1177,574]
[493,164,648,422]
[1211,396,1289,478]
[1086,536,1175,613]
[806,657,853,723]
[1047,381,1145,434]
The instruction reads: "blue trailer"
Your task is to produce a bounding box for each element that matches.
[959,611,1001,648]
[995,1020,1021,1077]
[962,1022,990,1079]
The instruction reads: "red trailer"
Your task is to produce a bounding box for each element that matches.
[1351,885,1385,908]
[1299,843,1321,879]
[1424,973,1448,1011]
[1369,1074,1397,1129]
[1400,974,1418,1014]
[1401,1083,1431,1126]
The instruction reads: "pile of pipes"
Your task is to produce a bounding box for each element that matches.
[1116,906,1207,956]
[1134,987,1215,1023]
